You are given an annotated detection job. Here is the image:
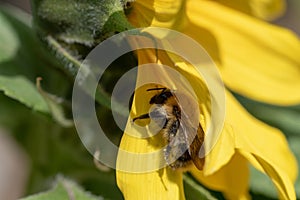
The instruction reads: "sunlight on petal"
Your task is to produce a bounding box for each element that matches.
[215,0,286,20]
[127,0,185,29]
[186,0,300,105]
[201,123,235,176]
[189,90,297,199]
[226,91,297,199]
[117,132,185,200]
[190,153,250,200]
[128,0,300,105]
[120,1,299,198]
[116,47,186,200]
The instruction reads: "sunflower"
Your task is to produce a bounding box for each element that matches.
[116,0,300,199]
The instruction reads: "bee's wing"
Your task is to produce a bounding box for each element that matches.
[180,109,205,170]
[164,124,189,166]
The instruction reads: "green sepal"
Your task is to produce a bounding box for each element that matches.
[30,0,134,77]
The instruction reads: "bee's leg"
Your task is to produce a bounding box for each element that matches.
[128,91,135,111]
[132,113,150,122]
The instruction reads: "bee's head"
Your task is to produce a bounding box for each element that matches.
[149,89,173,105]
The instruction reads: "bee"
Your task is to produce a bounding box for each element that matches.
[132,87,205,170]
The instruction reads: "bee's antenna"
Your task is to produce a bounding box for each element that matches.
[146,87,167,92]
[132,113,150,122]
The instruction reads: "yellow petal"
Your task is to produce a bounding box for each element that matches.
[120,12,298,198]
[116,48,187,200]
[116,84,185,199]
[225,91,297,199]
[214,0,286,20]
[127,0,185,29]
[190,153,250,200]
[128,0,286,25]
[116,131,185,200]
[129,0,300,105]
[239,151,296,200]
[186,0,300,105]
[125,0,153,27]
[200,122,235,176]
[116,36,221,199]
[191,91,297,199]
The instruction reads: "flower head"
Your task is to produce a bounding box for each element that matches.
[117,0,300,199]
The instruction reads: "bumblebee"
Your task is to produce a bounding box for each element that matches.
[133,87,205,170]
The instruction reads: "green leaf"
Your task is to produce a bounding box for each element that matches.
[183,174,221,200]
[20,177,102,200]
[0,90,122,199]
[0,11,19,62]
[288,136,300,198]
[249,166,277,199]
[0,6,73,98]
[0,76,49,113]
[36,77,73,127]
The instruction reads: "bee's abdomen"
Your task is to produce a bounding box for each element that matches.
[172,105,180,118]
[167,150,193,170]
[178,151,191,162]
